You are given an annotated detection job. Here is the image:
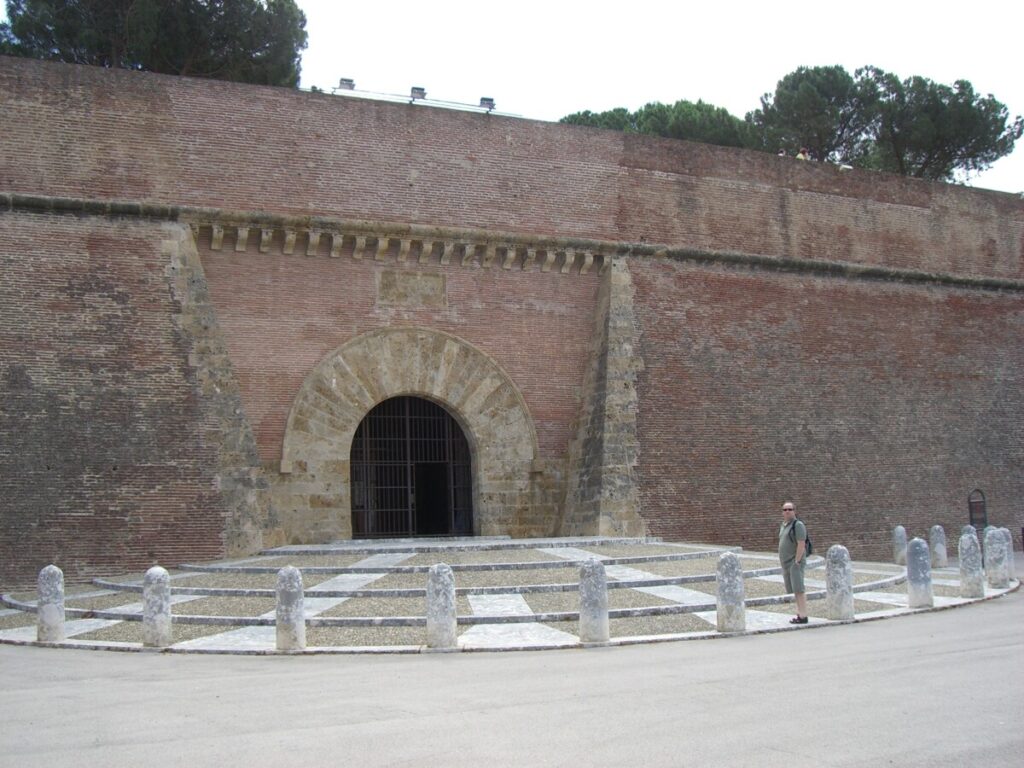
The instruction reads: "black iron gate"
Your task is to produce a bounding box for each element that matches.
[350,396,473,538]
[968,489,987,532]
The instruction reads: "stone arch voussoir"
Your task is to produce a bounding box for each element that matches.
[276,327,539,541]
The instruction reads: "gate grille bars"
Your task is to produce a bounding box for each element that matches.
[350,397,472,537]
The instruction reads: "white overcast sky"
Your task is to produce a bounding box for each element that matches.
[2,1,1021,192]
[295,0,1024,194]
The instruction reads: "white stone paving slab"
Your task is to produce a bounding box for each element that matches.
[544,546,717,606]
[755,574,827,589]
[461,581,578,648]
[171,553,415,650]
[172,625,277,650]
[104,593,204,616]
[458,622,578,649]
[694,609,824,631]
[542,546,607,562]
[468,594,533,616]
[850,591,909,607]
[633,585,716,606]
[0,618,123,642]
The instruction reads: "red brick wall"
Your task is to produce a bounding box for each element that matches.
[1,58,1022,585]
[2,57,1021,281]
[0,213,229,587]
[631,258,1024,560]
[197,238,601,465]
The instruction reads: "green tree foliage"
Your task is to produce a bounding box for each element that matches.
[856,66,1023,181]
[561,107,637,132]
[563,66,1021,182]
[0,0,308,87]
[561,99,752,149]
[745,65,875,163]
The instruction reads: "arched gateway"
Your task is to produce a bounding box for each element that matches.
[350,396,473,537]
[274,328,539,544]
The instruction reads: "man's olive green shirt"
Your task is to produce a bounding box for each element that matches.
[778,519,807,566]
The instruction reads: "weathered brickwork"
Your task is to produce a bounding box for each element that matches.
[1,58,1020,280]
[1,58,1022,585]
[196,230,600,468]
[631,257,1024,561]
[0,213,265,587]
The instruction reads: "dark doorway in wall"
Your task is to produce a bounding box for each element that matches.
[350,396,473,538]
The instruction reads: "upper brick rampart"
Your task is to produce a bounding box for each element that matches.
[1,56,1022,280]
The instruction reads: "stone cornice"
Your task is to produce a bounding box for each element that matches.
[4,192,1023,292]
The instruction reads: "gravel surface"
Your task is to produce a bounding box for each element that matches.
[236,554,369,568]
[170,573,337,590]
[177,597,277,617]
[370,567,577,591]
[101,571,186,585]
[403,549,558,566]
[577,544,717,559]
[523,588,677,614]
[72,622,233,644]
[740,579,789,598]
[541,614,715,638]
[64,594,143,611]
[306,626,423,647]
[318,596,472,618]
[609,614,716,637]
[0,613,36,630]
[636,557,770,578]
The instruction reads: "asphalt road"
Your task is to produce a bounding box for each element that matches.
[2,585,1021,767]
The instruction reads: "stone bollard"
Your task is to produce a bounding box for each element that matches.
[929,525,947,568]
[426,563,457,650]
[906,538,933,609]
[142,566,173,648]
[892,525,908,565]
[715,551,745,633]
[275,566,306,651]
[984,528,1009,588]
[825,545,854,621]
[1000,528,1016,581]
[958,532,985,599]
[578,558,609,643]
[37,564,65,643]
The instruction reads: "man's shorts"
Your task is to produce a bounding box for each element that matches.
[782,559,806,594]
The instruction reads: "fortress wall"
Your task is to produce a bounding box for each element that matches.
[0,213,241,586]
[1,58,1022,582]
[196,237,601,465]
[630,258,1024,561]
[2,57,1021,282]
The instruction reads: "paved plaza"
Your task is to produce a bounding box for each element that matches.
[2,537,1015,653]
[0,541,1020,766]
[1,567,1021,767]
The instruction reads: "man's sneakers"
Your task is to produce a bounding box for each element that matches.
[789,616,809,625]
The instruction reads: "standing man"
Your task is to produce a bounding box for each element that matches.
[779,502,808,624]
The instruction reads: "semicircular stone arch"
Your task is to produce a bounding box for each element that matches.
[272,327,540,543]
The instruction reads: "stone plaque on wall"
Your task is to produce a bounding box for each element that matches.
[377,270,446,308]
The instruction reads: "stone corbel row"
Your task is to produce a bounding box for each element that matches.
[198,223,608,275]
